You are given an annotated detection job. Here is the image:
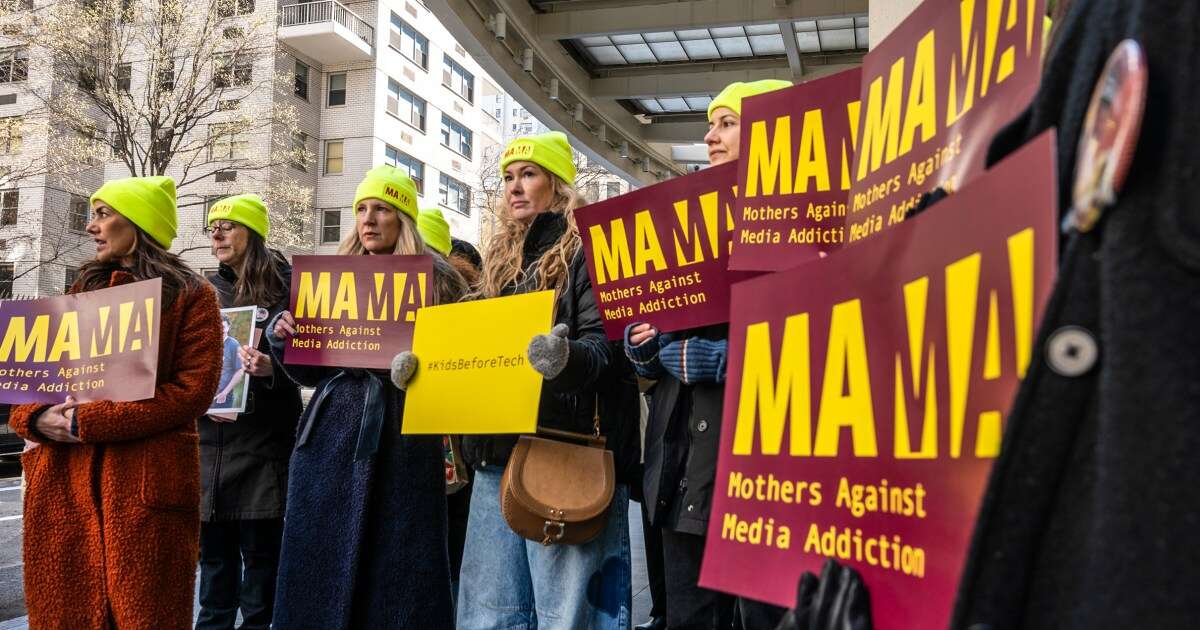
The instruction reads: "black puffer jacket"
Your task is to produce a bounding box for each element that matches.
[200,256,303,521]
[462,212,639,482]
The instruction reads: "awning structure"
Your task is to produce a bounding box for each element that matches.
[427,0,868,185]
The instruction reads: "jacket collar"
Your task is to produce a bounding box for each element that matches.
[523,211,567,263]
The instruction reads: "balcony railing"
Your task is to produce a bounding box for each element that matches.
[279,1,374,46]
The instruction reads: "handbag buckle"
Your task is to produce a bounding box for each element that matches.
[542,520,566,545]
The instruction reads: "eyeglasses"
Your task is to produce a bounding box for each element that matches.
[203,221,238,235]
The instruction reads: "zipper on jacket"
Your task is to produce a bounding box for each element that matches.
[209,423,223,520]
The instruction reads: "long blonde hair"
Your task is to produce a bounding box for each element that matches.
[337,204,466,305]
[478,168,587,298]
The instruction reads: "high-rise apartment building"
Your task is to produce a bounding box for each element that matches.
[0,0,511,297]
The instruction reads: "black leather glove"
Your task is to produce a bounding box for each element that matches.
[774,559,873,630]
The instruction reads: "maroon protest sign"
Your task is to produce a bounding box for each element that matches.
[700,133,1057,629]
[732,68,862,271]
[285,255,432,369]
[846,0,1045,244]
[0,278,162,404]
[577,162,757,340]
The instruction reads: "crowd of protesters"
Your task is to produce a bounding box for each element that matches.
[6,85,784,628]
[8,0,1200,624]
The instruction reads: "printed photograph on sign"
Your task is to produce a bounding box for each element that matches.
[207,305,256,416]
[700,132,1058,630]
[733,68,862,271]
[576,162,758,339]
[285,255,432,369]
[0,278,162,405]
[845,0,1046,244]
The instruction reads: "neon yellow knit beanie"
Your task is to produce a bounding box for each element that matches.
[416,208,452,256]
[207,193,269,240]
[499,131,576,187]
[90,176,178,249]
[707,79,793,120]
[353,165,419,220]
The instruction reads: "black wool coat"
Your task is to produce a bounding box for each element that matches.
[201,258,303,521]
[953,1,1200,628]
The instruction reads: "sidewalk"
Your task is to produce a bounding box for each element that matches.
[0,502,653,629]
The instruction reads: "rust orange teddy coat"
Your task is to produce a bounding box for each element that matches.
[11,271,223,629]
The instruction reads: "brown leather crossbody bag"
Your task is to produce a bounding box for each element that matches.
[499,407,615,546]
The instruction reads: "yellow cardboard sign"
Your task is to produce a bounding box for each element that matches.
[401,290,555,434]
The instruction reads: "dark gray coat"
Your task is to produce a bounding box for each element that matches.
[200,259,302,521]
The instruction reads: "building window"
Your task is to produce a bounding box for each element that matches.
[442,55,474,103]
[157,65,175,91]
[293,59,308,100]
[290,131,307,171]
[321,209,340,243]
[327,72,346,106]
[0,117,22,154]
[115,62,132,92]
[64,266,79,293]
[216,0,254,18]
[606,181,621,199]
[78,56,98,91]
[386,79,425,131]
[439,173,470,216]
[439,114,471,159]
[385,146,424,194]
[0,189,17,225]
[0,262,12,299]
[214,54,252,88]
[389,13,428,69]
[324,139,343,174]
[0,47,28,84]
[208,123,247,161]
[69,195,88,232]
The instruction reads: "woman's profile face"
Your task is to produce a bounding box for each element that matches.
[356,198,401,254]
[704,106,741,165]
[504,161,554,223]
[87,202,137,264]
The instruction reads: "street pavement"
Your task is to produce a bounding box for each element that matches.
[0,457,653,628]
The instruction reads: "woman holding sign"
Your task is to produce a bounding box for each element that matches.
[266,166,467,630]
[10,176,224,628]
[625,80,791,630]
[422,131,639,630]
[197,194,303,630]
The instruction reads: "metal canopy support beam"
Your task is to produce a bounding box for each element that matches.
[592,62,861,98]
[535,0,868,40]
[644,120,709,143]
[778,20,804,79]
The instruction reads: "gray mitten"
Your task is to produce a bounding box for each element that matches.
[528,323,570,379]
[390,351,418,390]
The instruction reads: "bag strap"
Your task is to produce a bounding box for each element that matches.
[534,393,604,447]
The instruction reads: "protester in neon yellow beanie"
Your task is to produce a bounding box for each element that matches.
[704,79,792,166]
[499,130,576,187]
[416,208,452,256]
[207,193,269,240]
[90,175,178,248]
[353,165,419,220]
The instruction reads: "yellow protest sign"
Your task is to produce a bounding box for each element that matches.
[401,290,555,434]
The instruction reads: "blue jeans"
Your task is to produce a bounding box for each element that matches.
[457,465,632,630]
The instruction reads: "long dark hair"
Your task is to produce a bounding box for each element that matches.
[229,231,289,309]
[76,225,202,306]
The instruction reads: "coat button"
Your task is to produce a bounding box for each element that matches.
[1046,326,1099,377]
[696,420,709,432]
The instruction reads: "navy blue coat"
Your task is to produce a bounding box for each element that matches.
[266,335,453,629]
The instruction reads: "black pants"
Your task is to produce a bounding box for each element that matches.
[196,518,284,630]
[661,528,735,630]
[641,500,667,619]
